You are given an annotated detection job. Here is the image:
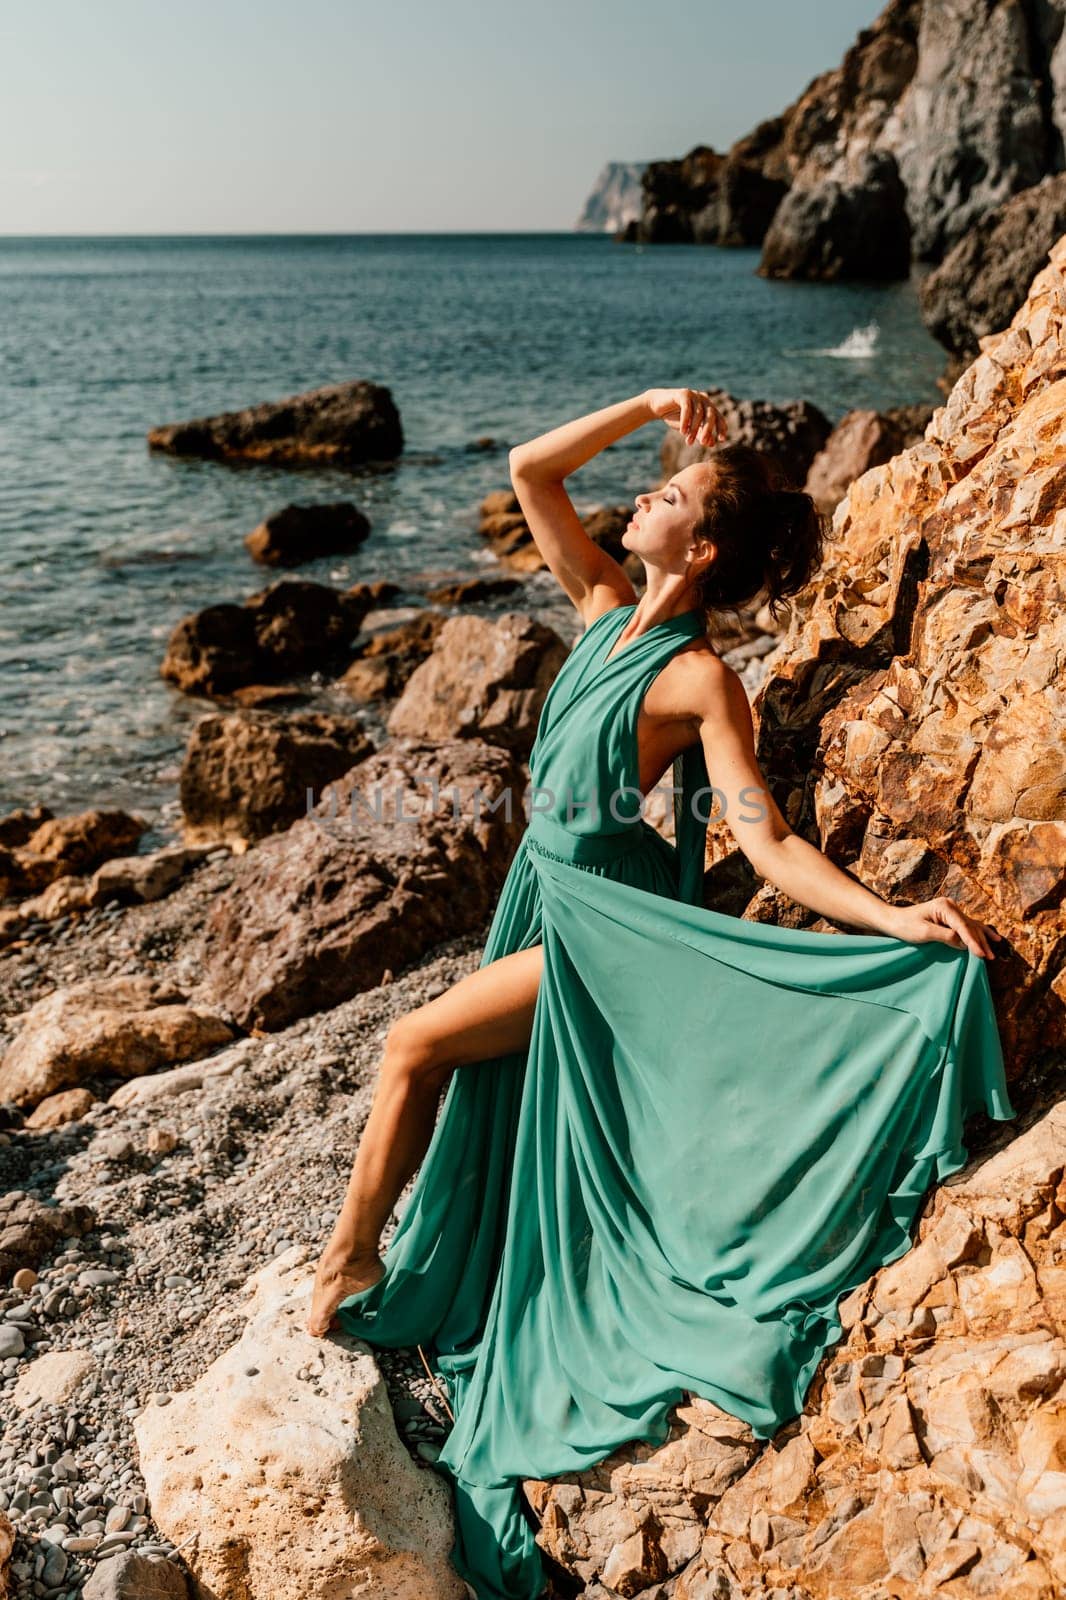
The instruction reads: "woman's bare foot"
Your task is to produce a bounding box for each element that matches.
[306,1250,386,1338]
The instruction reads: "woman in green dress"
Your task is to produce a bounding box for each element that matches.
[306,387,1012,1600]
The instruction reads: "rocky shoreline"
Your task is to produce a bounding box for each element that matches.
[1,231,1065,1598]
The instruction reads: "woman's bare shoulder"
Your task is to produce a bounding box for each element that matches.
[671,640,747,718]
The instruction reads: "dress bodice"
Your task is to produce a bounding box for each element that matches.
[526,602,713,902]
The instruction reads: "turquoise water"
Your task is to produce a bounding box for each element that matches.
[0,233,946,830]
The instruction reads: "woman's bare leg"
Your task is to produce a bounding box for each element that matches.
[307,942,543,1336]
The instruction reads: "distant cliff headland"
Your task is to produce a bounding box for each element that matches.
[578,0,1066,369]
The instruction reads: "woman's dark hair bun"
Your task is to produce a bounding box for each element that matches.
[689,443,827,625]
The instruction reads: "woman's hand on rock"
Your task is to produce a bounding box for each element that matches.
[884,896,1001,959]
[644,387,728,448]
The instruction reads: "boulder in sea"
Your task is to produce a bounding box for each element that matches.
[245,500,372,566]
[425,574,523,605]
[753,233,1066,1064]
[387,612,568,759]
[179,708,375,846]
[199,737,526,1031]
[0,975,234,1110]
[147,379,402,468]
[160,577,371,698]
[133,1248,465,1600]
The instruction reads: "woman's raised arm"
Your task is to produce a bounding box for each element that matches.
[507,392,651,622]
[508,388,725,623]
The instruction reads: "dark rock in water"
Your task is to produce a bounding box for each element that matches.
[160,579,372,698]
[339,610,448,704]
[199,738,526,1030]
[245,502,372,567]
[161,603,259,698]
[918,174,1066,358]
[147,379,403,467]
[180,709,375,846]
[343,578,403,609]
[425,574,523,605]
[759,150,911,282]
[660,390,833,491]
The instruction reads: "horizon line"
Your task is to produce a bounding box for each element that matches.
[0,228,622,240]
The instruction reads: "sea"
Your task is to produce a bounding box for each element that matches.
[0,233,947,841]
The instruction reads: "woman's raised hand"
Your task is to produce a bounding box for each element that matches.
[645,387,728,449]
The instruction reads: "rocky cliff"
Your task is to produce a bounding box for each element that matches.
[625,0,1066,340]
[574,161,648,233]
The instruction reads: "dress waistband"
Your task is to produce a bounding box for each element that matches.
[525,810,646,866]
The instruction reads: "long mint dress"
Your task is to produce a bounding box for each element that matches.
[335,601,1016,1600]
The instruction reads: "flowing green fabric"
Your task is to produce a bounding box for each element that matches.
[336,602,1016,1600]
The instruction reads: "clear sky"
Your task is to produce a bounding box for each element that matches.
[3,0,879,234]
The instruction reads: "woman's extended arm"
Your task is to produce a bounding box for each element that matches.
[692,656,999,958]
[508,388,726,622]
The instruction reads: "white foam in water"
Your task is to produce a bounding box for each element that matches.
[801,320,881,359]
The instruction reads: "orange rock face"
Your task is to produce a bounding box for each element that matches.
[754,236,1066,1066]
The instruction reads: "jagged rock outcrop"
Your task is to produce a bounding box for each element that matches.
[133,1249,465,1600]
[575,161,648,233]
[919,172,1066,358]
[759,148,911,281]
[751,234,1066,1064]
[179,708,375,845]
[199,738,527,1030]
[803,404,935,514]
[147,379,402,467]
[387,612,568,759]
[531,1101,1063,1597]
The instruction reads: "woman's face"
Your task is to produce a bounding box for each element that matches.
[623,462,716,575]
